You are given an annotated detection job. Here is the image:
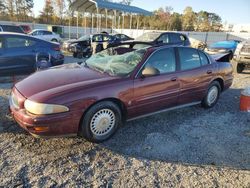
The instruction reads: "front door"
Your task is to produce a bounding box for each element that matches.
[131,47,180,118]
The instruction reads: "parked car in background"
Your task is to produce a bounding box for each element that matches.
[19,25,32,34]
[0,24,24,34]
[113,33,134,41]
[9,45,233,142]
[205,40,241,60]
[136,31,191,46]
[67,33,120,58]
[232,39,250,73]
[0,32,64,76]
[62,35,90,52]
[29,29,61,43]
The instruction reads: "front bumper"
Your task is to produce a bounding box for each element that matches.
[9,102,81,137]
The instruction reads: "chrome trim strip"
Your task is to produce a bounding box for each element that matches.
[127,101,201,122]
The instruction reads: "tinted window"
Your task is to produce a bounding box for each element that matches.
[179,48,201,70]
[6,37,36,48]
[103,35,112,42]
[157,34,170,44]
[92,35,102,42]
[170,33,183,43]
[199,51,209,65]
[145,48,176,74]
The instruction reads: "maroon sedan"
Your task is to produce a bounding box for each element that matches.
[9,45,233,142]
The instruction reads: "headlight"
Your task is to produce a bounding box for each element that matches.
[24,100,69,115]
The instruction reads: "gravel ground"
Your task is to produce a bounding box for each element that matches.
[0,67,250,187]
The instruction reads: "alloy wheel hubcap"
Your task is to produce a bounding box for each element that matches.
[90,109,115,137]
[207,86,219,105]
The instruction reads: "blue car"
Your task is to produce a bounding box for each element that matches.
[0,32,64,76]
[205,40,241,60]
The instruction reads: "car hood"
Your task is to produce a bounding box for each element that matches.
[15,63,117,101]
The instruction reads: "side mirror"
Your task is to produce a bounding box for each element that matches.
[141,67,160,77]
[156,40,163,44]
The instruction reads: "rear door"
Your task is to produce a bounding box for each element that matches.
[132,47,180,117]
[1,35,38,75]
[176,47,215,104]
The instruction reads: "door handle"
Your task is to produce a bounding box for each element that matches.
[171,77,177,82]
[207,70,213,74]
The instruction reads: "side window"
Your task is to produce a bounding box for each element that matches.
[6,37,36,48]
[43,31,52,35]
[121,35,128,40]
[157,34,170,44]
[32,31,38,35]
[37,30,43,35]
[92,35,102,42]
[103,35,111,42]
[178,48,201,71]
[170,34,182,43]
[199,51,209,65]
[145,48,176,74]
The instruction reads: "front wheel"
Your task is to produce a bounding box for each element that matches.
[51,39,58,42]
[80,101,122,143]
[202,81,221,108]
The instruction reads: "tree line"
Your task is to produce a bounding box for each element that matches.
[0,0,222,32]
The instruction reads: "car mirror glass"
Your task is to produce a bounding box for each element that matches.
[141,67,160,77]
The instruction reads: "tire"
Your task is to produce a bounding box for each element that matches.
[80,101,122,143]
[51,39,58,42]
[201,81,221,109]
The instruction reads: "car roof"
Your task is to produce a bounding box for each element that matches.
[0,32,28,36]
[31,29,51,32]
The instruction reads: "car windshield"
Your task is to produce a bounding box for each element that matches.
[78,35,90,41]
[85,48,146,77]
[136,32,162,42]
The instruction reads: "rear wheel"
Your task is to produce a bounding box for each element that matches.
[80,101,122,143]
[202,81,221,108]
